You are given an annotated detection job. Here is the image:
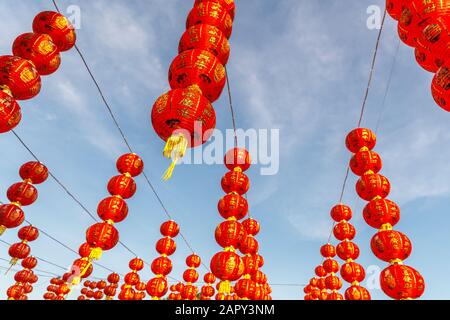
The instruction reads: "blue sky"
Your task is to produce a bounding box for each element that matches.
[0,0,449,300]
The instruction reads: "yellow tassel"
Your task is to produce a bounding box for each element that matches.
[71,276,81,285]
[89,247,103,260]
[162,134,188,181]
[0,225,6,236]
[218,280,231,294]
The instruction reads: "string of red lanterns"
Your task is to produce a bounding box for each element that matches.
[179,254,202,300]
[387,0,450,112]
[146,220,180,300]
[346,128,425,300]
[105,273,120,300]
[199,272,217,300]
[0,161,48,236]
[169,282,185,300]
[6,255,38,300]
[150,0,235,179]
[0,11,76,133]
[118,257,145,300]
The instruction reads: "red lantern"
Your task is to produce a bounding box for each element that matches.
[183,269,199,283]
[7,182,38,206]
[345,285,371,300]
[235,278,256,299]
[340,262,366,283]
[89,282,98,290]
[97,196,128,223]
[242,218,260,236]
[224,148,251,172]
[320,243,336,258]
[169,49,226,103]
[0,89,21,133]
[371,230,412,263]
[156,237,177,256]
[151,87,216,148]
[9,242,30,260]
[363,198,400,229]
[135,281,146,291]
[350,149,382,176]
[151,256,173,276]
[12,33,61,76]
[356,173,391,201]
[32,11,76,52]
[19,161,48,184]
[93,291,104,300]
[85,290,94,298]
[218,193,248,220]
[204,272,216,284]
[327,292,344,300]
[86,222,119,251]
[160,220,180,237]
[345,128,376,153]
[210,251,244,281]
[195,0,236,20]
[242,255,257,275]
[129,257,145,271]
[78,242,93,258]
[146,277,168,298]
[116,153,144,177]
[21,256,37,269]
[181,284,198,300]
[240,236,259,255]
[7,285,24,299]
[104,286,117,297]
[325,275,342,291]
[18,225,39,242]
[107,272,120,284]
[187,2,233,39]
[415,38,443,73]
[14,269,33,283]
[97,280,107,290]
[0,204,24,230]
[57,283,71,295]
[118,287,135,300]
[380,264,425,300]
[322,259,339,274]
[315,265,327,277]
[0,55,41,100]
[72,258,93,278]
[221,170,250,195]
[201,285,215,298]
[179,24,230,65]
[336,241,360,261]
[333,221,356,241]
[330,203,352,222]
[107,175,136,199]
[125,272,140,286]
[215,220,246,248]
[186,254,202,268]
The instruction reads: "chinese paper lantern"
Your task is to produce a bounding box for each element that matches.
[221,170,250,195]
[156,237,177,256]
[186,1,233,39]
[86,222,119,252]
[12,33,61,75]
[129,257,145,272]
[97,196,129,223]
[356,172,391,201]
[146,277,168,299]
[218,193,248,220]
[380,264,425,300]
[18,225,39,242]
[0,55,41,100]
[333,221,356,241]
[414,38,443,73]
[224,148,251,172]
[32,11,76,52]
[215,220,246,248]
[0,204,24,233]
[7,182,38,206]
[363,198,401,229]
[8,242,30,265]
[0,89,21,133]
[19,161,48,184]
[180,254,202,300]
[345,285,371,300]
[320,243,336,258]
[340,262,366,284]
[21,256,37,269]
[350,148,382,176]
[210,251,244,281]
[370,230,412,263]
[195,0,235,20]
[107,175,137,199]
[336,241,360,261]
[160,220,180,237]
[200,272,216,300]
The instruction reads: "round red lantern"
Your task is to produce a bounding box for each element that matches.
[85,290,94,298]
[169,49,226,103]
[363,198,401,229]
[146,277,168,298]
[328,292,344,300]
[116,153,144,177]
[0,89,21,133]
[118,287,135,300]
[242,255,258,275]
[85,222,119,251]
[151,256,173,276]
[201,285,215,298]
[333,221,356,241]
[57,283,71,295]
[18,225,39,242]
[235,278,256,299]
[104,286,117,297]
[195,0,236,20]
[380,264,425,300]
[415,38,443,73]
[345,285,371,300]
[325,275,343,291]
[7,182,38,206]
[224,148,251,172]
[186,2,233,39]
[135,281,146,291]
[129,257,145,271]
[350,149,382,176]
[336,241,360,261]
[19,161,48,184]
[14,269,33,283]
[210,251,244,281]
[183,269,199,283]
[0,55,41,100]
[97,196,128,223]
[218,193,248,220]
[107,175,136,199]
[242,218,260,236]
[160,220,180,237]
[72,258,93,278]
[340,261,366,283]
[22,256,38,269]
[151,87,216,148]
[12,33,61,76]
[186,254,202,268]
[371,230,412,263]
[93,291,104,300]
[215,220,246,248]
[240,236,259,255]
[320,243,336,258]
[204,272,216,284]
[345,128,376,153]
[9,242,30,260]
[78,242,93,258]
[125,272,140,286]
[107,272,120,284]
[181,284,198,300]
[179,24,230,65]
[221,170,250,195]
[322,259,340,274]
[156,237,177,256]
[7,285,24,299]
[97,280,107,290]
[0,203,24,229]
[315,265,327,277]
[32,11,76,52]
[330,203,352,222]
[356,173,391,201]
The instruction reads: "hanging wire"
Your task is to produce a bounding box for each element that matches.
[225,66,239,148]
